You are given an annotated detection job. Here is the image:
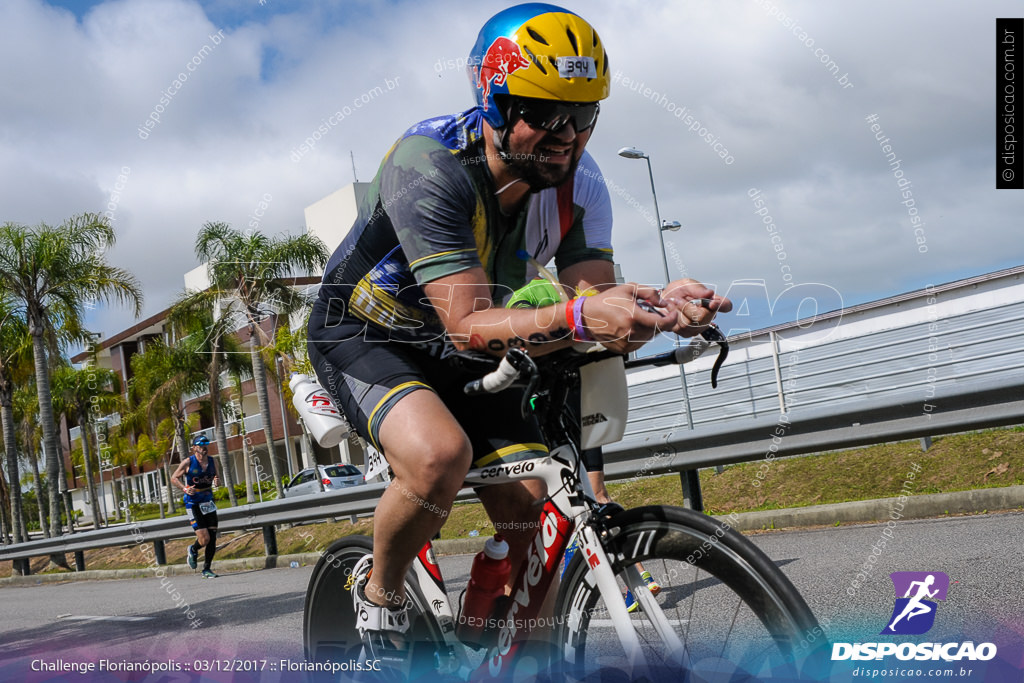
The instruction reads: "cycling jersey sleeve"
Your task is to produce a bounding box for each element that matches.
[554,152,614,272]
[381,135,483,285]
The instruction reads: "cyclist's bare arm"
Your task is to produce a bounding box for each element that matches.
[559,260,733,339]
[557,259,617,296]
[422,266,668,355]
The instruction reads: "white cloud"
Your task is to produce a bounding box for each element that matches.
[0,0,1021,341]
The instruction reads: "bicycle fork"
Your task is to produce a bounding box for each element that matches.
[575,521,692,675]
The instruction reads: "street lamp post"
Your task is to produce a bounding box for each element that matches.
[617,147,682,286]
[618,146,702,511]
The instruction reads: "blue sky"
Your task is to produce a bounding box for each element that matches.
[3,0,1022,344]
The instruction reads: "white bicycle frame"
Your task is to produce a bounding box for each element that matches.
[401,444,689,680]
[351,337,726,678]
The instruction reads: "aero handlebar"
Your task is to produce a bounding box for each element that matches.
[464,323,729,396]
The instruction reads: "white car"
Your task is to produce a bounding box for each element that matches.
[282,464,364,498]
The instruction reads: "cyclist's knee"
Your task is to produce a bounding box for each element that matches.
[416,437,472,496]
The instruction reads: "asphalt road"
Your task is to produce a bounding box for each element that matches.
[1,511,1021,682]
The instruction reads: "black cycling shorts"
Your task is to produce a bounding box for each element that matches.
[186,503,218,531]
[308,322,547,468]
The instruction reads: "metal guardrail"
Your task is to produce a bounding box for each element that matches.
[625,298,1024,437]
[604,377,1024,479]
[0,481,484,566]
[2,378,1021,569]
[0,486,385,563]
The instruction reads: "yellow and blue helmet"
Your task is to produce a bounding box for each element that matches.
[468,3,611,129]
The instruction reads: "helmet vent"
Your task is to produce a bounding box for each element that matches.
[566,28,579,55]
[526,27,549,45]
[602,53,608,76]
[524,45,547,74]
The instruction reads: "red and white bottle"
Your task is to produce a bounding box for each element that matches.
[289,373,350,447]
[457,534,511,646]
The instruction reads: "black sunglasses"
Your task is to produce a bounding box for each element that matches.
[514,98,600,133]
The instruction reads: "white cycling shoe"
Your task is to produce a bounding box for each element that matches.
[351,555,412,678]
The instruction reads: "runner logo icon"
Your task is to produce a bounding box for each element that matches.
[881,571,949,635]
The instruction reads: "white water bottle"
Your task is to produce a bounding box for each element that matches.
[289,373,350,447]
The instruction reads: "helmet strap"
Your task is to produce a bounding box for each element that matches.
[493,127,511,159]
[492,96,518,159]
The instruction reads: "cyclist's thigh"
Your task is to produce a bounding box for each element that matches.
[437,381,548,470]
[440,383,551,533]
[377,389,473,482]
[310,333,474,483]
[308,332,435,453]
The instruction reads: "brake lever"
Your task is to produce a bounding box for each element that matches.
[658,296,730,389]
[700,324,729,389]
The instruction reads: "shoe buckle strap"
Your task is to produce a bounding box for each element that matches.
[355,600,410,634]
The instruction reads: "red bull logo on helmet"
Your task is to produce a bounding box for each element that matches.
[475,36,532,109]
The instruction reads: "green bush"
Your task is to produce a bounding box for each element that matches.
[127,502,161,519]
[211,480,283,502]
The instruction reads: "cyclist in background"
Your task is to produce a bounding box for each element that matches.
[171,435,221,578]
[306,3,729,670]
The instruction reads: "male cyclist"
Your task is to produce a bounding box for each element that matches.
[171,434,221,578]
[306,2,730,669]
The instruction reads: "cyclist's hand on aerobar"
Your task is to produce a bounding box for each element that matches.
[578,283,667,354]
[659,278,732,338]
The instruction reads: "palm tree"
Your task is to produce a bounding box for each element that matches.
[226,370,259,503]
[127,339,209,511]
[103,426,136,520]
[52,364,123,529]
[0,296,31,543]
[167,304,251,507]
[0,215,142,537]
[270,318,314,375]
[133,432,171,518]
[0,471,11,544]
[183,222,328,498]
[154,417,180,515]
[265,316,323,476]
[14,383,49,537]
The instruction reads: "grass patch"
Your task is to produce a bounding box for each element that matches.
[696,427,1024,515]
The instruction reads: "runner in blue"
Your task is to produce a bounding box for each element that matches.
[171,435,221,578]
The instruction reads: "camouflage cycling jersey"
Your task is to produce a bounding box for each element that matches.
[312,106,613,349]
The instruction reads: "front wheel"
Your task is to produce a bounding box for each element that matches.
[302,536,446,680]
[553,506,828,682]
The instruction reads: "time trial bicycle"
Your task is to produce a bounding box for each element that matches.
[303,332,825,681]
